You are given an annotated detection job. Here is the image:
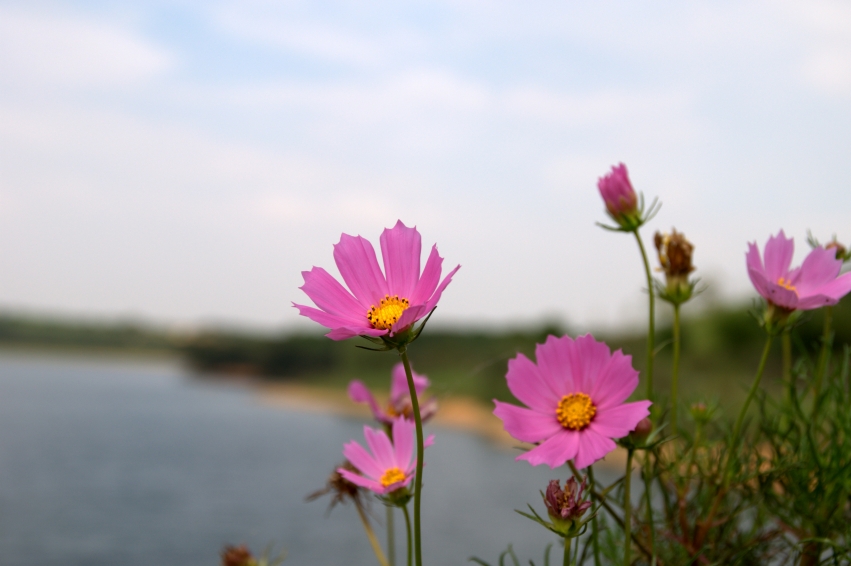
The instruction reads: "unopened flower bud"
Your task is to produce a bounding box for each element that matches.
[689,402,710,424]
[628,417,653,445]
[598,163,641,230]
[655,228,697,304]
[221,545,257,566]
[826,239,849,262]
[543,477,592,527]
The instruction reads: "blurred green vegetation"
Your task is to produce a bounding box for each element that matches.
[2,295,849,411]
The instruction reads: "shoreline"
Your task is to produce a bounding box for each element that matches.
[256,381,628,470]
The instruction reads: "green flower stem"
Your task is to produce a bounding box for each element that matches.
[387,506,395,566]
[587,466,602,566]
[624,449,635,566]
[812,306,833,411]
[642,455,656,564]
[671,303,681,431]
[398,347,424,566]
[633,230,656,400]
[563,536,572,566]
[781,328,792,406]
[356,500,390,566]
[724,334,774,489]
[402,505,413,566]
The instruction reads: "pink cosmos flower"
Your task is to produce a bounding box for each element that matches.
[493,334,651,470]
[598,163,638,221]
[294,220,461,341]
[338,417,434,495]
[348,362,438,425]
[746,230,851,311]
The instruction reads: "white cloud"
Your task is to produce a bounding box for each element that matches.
[0,6,173,88]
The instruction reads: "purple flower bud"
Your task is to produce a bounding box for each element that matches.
[598,163,639,224]
[543,477,592,523]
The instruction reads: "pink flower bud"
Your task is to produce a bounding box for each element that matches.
[598,163,638,223]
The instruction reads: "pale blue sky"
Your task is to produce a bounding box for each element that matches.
[1,1,850,332]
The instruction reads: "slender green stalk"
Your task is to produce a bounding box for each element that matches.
[723,335,774,489]
[624,449,635,566]
[633,230,655,400]
[563,536,572,566]
[355,501,390,566]
[387,506,396,566]
[588,466,601,566]
[812,306,833,410]
[398,347,424,566]
[782,328,792,406]
[402,505,413,566]
[642,455,656,564]
[671,303,681,431]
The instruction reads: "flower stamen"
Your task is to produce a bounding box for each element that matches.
[367,295,410,330]
[556,393,596,430]
[777,277,798,293]
[379,467,406,487]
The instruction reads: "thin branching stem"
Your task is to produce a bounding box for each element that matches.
[624,449,635,566]
[356,500,390,566]
[634,229,656,400]
[387,506,395,566]
[402,505,413,566]
[671,303,681,431]
[398,347,424,566]
[812,306,833,413]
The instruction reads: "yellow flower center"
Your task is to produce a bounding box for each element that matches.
[556,393,597,430]
[379,467,406,487]
[367,295,410,330]
[777,277,797,293]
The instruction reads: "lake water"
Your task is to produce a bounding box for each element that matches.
[0,352,611,565]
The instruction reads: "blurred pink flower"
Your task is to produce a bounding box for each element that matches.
[294,220,460,341]
[598,163,638,222]
[747,230,851,311]
[494,334,651,470]
[338,417,434,495]
[348,363,438,425]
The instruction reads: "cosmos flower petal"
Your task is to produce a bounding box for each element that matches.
[409,244,443,305]
[390,363,430,403]
[764,282,800,310]
[292,303,371,338]
[763,230,794,281]
[364,426,396,470]
[746,265,773,303]
[745,242,764,274]
[424,263,462,312]
[573,428,617,470]
[338,468,383,492]
[796,247,842,294]
[574,334,612,392]
[333,233,388,308]
[380,220,421,300]
[493,401,562,443]
[517,429,581,469]
[326,326,386,341]
[590,401,652,437]
[392,304,429,334]
[348,380,385,421]
[342,440,385,479]
[299,267,364,320]
[535,335,577,396]
[506,353,560,412]
[392,417,415,468]
[591,350,639,409]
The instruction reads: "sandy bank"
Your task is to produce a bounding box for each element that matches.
[256,382,628,470]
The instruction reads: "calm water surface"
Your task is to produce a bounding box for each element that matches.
[0,352,606,565]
